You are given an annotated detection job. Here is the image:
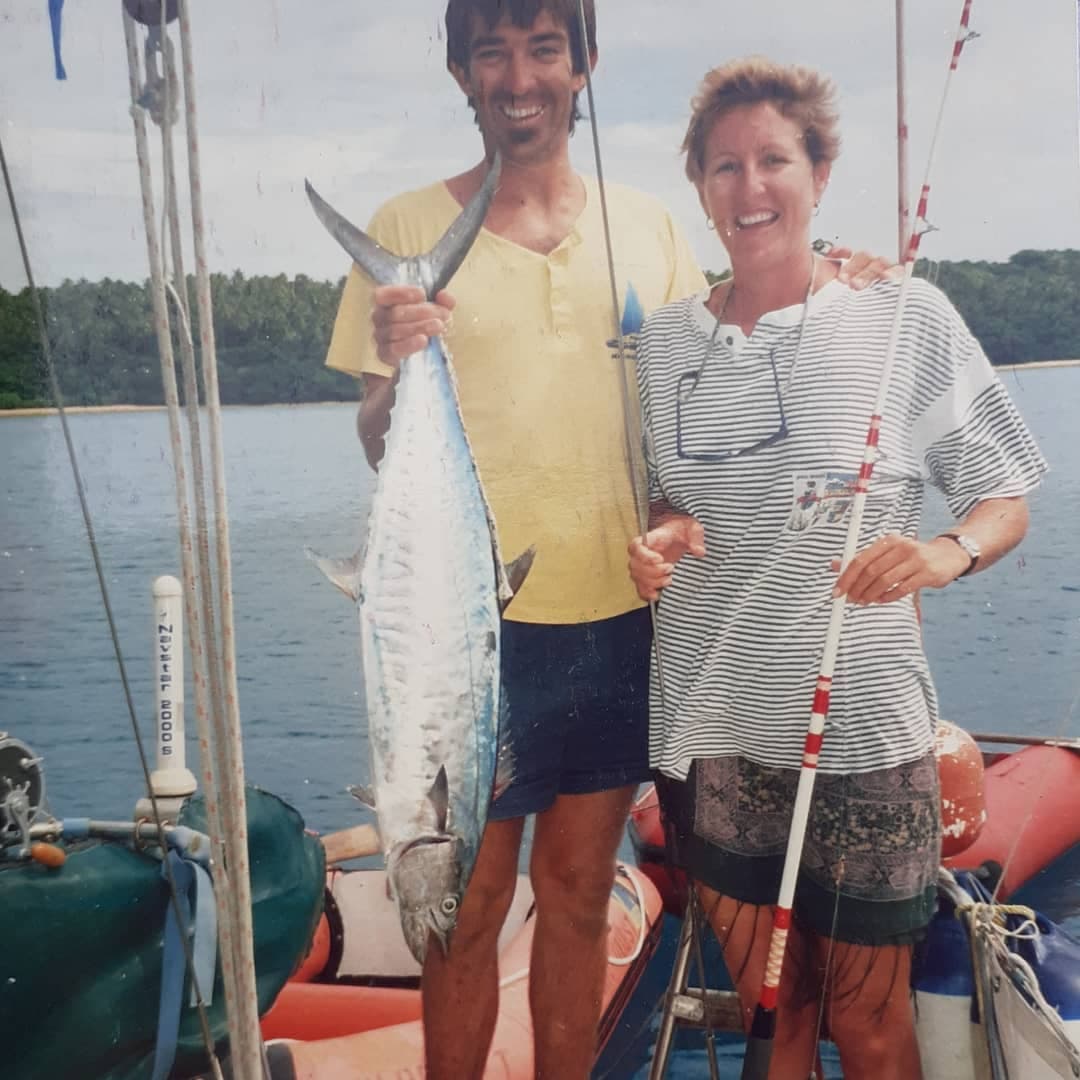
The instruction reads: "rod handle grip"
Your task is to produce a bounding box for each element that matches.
[321,824,381,865]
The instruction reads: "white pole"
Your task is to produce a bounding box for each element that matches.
[151,574,197,797]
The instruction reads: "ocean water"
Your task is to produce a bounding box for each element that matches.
[2,369,1079,1077]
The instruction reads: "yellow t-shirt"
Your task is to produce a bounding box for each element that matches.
[326,176,705,624]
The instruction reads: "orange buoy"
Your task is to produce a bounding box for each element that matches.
[29,842,66,868]
[935,721,986,858]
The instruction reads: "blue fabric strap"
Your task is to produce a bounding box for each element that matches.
[151,850,219,1080]
[48,0,66,80]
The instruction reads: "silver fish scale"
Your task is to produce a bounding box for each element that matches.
[360,338,500,868]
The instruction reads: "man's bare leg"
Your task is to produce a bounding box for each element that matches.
[422,815,525,1079]
[528,785,638,1080]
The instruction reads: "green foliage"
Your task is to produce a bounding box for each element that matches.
[915,250,1080,364]
[0,287,48,408]
[1,251,1078,408]
[0,273,358,408]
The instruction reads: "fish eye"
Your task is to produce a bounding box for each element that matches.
[440,896,459,916]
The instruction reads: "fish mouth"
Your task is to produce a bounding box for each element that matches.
[400,912,452,966]
[427,914,453,955]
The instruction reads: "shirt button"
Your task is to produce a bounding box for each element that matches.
[725,336,734,346]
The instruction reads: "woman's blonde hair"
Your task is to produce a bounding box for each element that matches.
[682,57,841,183]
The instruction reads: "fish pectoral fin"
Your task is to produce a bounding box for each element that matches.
[306,547,364,602]
[347,783,377,809]
[492,739,516,803]
[427,766,450,833]
[498,545,537,613]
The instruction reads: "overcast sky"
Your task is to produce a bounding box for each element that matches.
[1,0,1078,289]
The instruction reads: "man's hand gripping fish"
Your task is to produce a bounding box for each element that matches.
[305,156,533,965]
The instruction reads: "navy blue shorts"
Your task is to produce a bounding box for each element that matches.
[489,607,653,820]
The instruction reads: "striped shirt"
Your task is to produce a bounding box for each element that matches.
[637,276,1047,778]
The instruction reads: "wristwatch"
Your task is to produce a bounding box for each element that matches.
[939,532,980,577]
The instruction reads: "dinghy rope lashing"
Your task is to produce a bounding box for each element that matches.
[0,88,226,1080]
[120,3,267,1078]
[739,6,981,1076]
[942,871,1080,1077]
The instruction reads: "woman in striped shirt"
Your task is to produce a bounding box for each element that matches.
[628,57,1046,1079]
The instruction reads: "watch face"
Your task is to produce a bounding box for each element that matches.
[957,535,980,560]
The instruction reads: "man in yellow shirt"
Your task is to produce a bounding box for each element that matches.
[325,1,887,1075]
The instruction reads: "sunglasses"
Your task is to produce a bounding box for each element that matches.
[675,348,789,462]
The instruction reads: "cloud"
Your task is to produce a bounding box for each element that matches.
[1,0,1077,289]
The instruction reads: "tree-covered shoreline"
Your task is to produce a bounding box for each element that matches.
[3,250,1079,410]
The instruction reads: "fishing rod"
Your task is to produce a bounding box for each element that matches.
[571,2,721,1073]
[896,0,911,261]
[740,4,979,1076]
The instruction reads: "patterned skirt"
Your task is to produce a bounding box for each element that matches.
[654,752,940,945]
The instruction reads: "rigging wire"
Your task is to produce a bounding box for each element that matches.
[0,110,223,1080]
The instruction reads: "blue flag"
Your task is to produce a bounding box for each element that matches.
[48,0,66,80]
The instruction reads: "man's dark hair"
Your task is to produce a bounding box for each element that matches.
[445,0,597,132]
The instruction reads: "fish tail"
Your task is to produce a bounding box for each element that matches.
[304,155,501,299]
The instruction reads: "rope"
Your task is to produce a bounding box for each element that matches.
[122,5,265,1077]
[960,896,1080,1075]
[174,4,266,1073]
[120,12,230,1080]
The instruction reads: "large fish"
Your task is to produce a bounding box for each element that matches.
[305,156,532,964]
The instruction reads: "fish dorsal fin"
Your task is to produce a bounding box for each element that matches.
[500,545,537,612]
[304,154,501,300]
[427,766,449,833]
[347,783,376,810]
[306,547,364,602]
